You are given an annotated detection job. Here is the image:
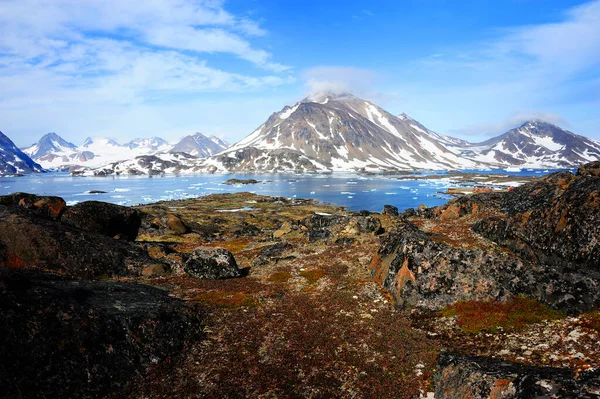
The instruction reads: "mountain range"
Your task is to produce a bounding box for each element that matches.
[1,93,599,176]
[18,132,228,171]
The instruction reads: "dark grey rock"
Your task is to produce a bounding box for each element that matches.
[0,268,202,399]
[435,351,600,399]
[62,201,141,241]
[184,247,242,279]
[382,204,399,216]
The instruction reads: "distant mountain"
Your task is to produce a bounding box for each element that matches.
[0,131,44,175]
[23,134,175,169]
[23,132,77,159]
[170,132,229,158]
[66,93,600,175]
[458,121,600,168]
[126,137,171,151]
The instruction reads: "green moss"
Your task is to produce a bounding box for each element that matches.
[442,296,564,334]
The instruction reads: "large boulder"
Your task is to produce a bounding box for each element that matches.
[435,352,600,399]
[184,247,242,279]
[382,204,399,216]
[62,201,141,241]
[0,205,162,278]
[577,160,600,177]
[0,268,201,399]
[0,192,66,219]
[371,165,600,313]
[474,170,600,270]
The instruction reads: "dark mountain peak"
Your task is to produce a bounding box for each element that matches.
[0,130,44,175]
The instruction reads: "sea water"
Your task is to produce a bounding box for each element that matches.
[0,170,569,212]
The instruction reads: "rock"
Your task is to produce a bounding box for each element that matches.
[577,161,600,177]
[167,214,189,234]
[233,222,261,237]
[301,213,347,242]
[357,216,384,235]
[0,192,66,219]
[434,351,600,399]
[382,204,399,216]
[184,247,242,279]
[0,268,201,399]
[273,221,292,238]
[223,178,260,185]
[62,201,141,241]
[335,237,356,246]
[372,165,600,313]
[475,170,600,270]
[0,205,162,278]
[260,242,293,258]
[87,190,108,194]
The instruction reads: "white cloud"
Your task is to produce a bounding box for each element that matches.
[0,0,294,145]
[303,66,381,99]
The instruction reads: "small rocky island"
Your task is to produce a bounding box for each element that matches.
[1,162,600,398]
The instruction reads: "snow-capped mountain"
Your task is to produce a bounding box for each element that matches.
[170,132,229,158]
[22,132,77,160]
[0,131,44,175]
[23,134,174,169]
[126,137,172,151]
[208,92,479,172]
[458,121,600,168]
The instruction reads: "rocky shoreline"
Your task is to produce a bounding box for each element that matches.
[1,162,599,398]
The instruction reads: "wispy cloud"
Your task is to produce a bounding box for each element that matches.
[303,66,381,99]
[0,0,294,144]
[398,0,600,140]
[0,0,291,103]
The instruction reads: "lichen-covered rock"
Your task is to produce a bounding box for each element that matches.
[62,201,141,241]
[357,216,384,235]
[435,351,600,399]
[0,205,162,278]
[475,171,600,270]
[0,192,66,219]
[184,247,242,279]
[370,219,523,310]
[382,204,399,216]
[166,214,189,234]
[0,268,202,399]
[372,164,600,313]
[301,213,348,242]
[577,160,600,177]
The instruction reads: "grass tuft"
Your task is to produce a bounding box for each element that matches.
[299,269,327,284]
[192,291,257,308]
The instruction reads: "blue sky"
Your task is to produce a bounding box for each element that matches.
[1,0,599,147]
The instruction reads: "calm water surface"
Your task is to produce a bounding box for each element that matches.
[0,169,569,212]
